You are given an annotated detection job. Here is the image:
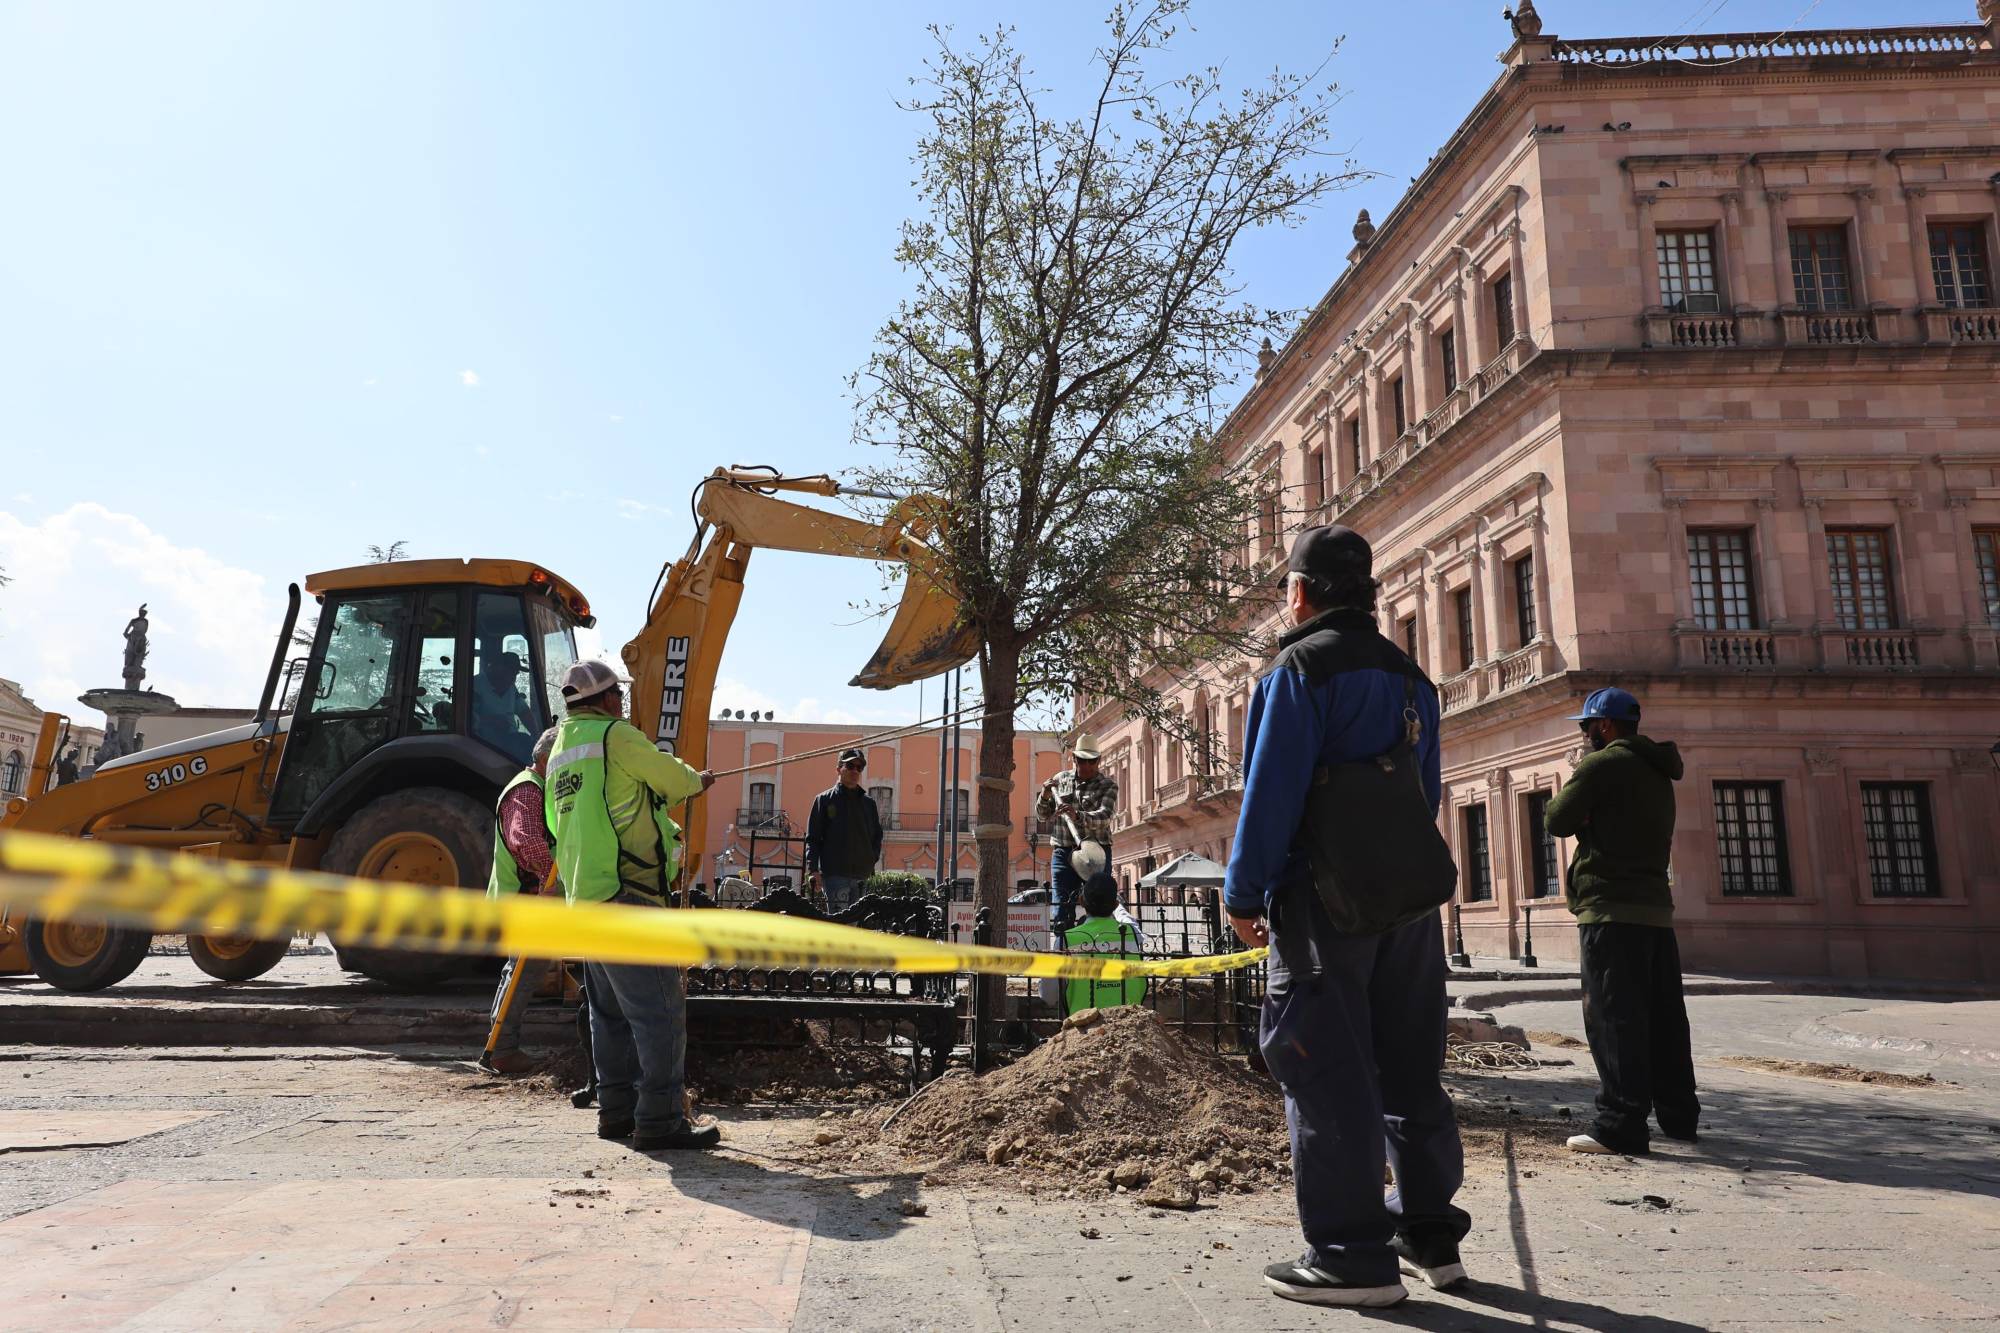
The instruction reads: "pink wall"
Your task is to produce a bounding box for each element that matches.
[697,720,1064,888]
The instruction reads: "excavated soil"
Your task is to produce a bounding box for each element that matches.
[802,1006,1575,1203]
[1718,1056,1945,1090]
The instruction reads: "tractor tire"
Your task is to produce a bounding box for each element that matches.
[319,786,493,990]
[24,918,154,993]
[187,933,292,983]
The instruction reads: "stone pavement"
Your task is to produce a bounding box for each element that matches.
[5,998,2000,1330]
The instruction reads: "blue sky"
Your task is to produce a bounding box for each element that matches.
[0,0,1953,728]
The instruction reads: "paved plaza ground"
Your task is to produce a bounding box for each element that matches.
[2,953,1997,1331]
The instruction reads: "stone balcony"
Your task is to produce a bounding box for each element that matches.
[1669,623,1962,671]
[1645,304,2000,350]
[1438,638,1559,716]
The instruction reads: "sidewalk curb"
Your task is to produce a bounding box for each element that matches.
[1795,1015,2000,1068]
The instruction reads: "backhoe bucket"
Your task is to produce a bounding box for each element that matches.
[850,564,978,689]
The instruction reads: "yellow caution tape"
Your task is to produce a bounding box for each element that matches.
[0,830,1265,981]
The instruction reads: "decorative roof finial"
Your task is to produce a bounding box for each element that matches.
[1506,0,1544,39]
[1352,209,1376,246]
[1257,337,1276,375]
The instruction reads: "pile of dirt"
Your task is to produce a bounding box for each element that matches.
[1718,1056,1944,1089]
[818,1006,1293,1204]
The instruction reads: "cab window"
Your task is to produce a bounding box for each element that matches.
[269,592,411,821]
[473,592,540,765]
[530,600,580,723]
[410,590,462,734]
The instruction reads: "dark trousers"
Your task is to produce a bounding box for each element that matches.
[1050,842,1109,933]
[1260,889,1470,1286]
[1578,922,1700,1153]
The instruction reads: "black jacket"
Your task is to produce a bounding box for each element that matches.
[1545,735,1683,927]
[804,784,883,878]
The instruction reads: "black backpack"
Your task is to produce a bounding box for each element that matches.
[1292,674,1458,936]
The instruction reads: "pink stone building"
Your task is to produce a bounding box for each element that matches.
[1081,6,2000,982]
[698,717,1064,890]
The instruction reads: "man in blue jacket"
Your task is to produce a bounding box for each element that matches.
[1225,525,1469,1310]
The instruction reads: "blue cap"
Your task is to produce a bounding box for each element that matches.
[1567,687,1641,723]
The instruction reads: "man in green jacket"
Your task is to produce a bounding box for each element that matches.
[1062,873,1147,1014]
[545,660,719,1151]
[1545,687,1698,1157]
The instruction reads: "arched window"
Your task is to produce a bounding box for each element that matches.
[0,749,25,796]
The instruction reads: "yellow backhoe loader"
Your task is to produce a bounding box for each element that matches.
[0,468,975,991]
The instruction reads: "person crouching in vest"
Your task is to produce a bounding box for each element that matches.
[544,660,719,1151]
[480,726,561,1075]
[1062,873,1147,1015]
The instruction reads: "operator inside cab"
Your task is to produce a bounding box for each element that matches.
[473,648,539,764]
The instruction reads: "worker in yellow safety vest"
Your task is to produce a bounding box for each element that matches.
[1062,872,1149,1014]
[544,660,719,1151]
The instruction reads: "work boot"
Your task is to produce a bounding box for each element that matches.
[632,1122,722,1152]
[480,1049,536,1076]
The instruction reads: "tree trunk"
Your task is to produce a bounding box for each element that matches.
[972,638,1020,1058]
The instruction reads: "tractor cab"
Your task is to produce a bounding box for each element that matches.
[269,559,594,836]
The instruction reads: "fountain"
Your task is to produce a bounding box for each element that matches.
[78,604,179,772]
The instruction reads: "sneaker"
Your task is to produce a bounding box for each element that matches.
[596,1118,634,1141]
[1566,1133,1635,1155]
[1262,1260,1406,1308]
[633,1122,722,1151]
[1390,1235,1467,1290]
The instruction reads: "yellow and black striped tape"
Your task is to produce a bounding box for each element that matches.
[0,830,1265,981]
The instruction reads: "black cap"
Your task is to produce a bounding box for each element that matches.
[1281,524,1373,587]
[838,748,866,768]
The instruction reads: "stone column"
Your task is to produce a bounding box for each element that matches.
[1636,193,1662,308]
[1507,222,1529,346]
[1450,271,1472,387]
[1801,497,1837,627]
[1849,187,1879,306]
[1765,189,1793,307]
[1663,498,1695,624]
[1893,494,1933,628]
[1754,496,1790,624]
[1355,365,1375,469]
[1431,567,1454,678]
[1469,545,1493,669]
[1904,186,1932,305]
[1404,312,1429,429]
[1528,507,1554,645]
[1483,538,1512,658]
[1721,191,1751,308]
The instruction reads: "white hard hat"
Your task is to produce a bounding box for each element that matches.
[560,660,622,705]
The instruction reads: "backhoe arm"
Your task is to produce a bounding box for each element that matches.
[619,469,977,890]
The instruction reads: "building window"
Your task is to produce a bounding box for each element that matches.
[1439,327,1458,395]
[1656,228,1721,313]
[1789,225,1853,311]
[746,781,776,826]
[1346,415,1363,477]
[1462,804,1492,902]
[1493,273,1516,348]
[1453,586,1476,673]
[1390,376,1407,437]
[1524,791,1560,898]
[1513,555,1537,646]
[1257,487,1280,555]
[1826,529,1896,630]
[1713,782,1791,897]
[1861,783,1941,898]
[950,787,971,833]
[1930,223,1992,309]
[0,749,23,797]
[1687,529,1757,631]
[868,785,894,828]
[1306,446,1326,509]
[1975,529,2000,628]
[1400,615,1419,660]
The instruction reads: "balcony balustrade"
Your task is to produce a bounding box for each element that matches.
[1830,629,1923,670]
[1551,25,1986,64]
[1922,307,2000,345]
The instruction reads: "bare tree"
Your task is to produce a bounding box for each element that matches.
[856,1,1357,984]
[291,542,413,652]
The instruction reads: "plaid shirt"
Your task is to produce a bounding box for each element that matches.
[1036,769,1119,848]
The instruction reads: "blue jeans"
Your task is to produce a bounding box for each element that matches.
[582,958,690,1136]
[1259,886,1470,1285]
[822,874,865,914]
[1050,842,1109,933]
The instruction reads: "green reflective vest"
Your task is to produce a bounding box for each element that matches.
[545,715,683,905]
[486,767,545,899]
[1063,915,1147,1014]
